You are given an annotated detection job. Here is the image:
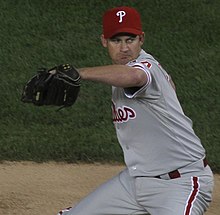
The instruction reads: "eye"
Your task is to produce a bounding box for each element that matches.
[126,37,136,44]
[110,38,121,44]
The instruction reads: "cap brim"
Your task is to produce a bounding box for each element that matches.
[104,28,142,39]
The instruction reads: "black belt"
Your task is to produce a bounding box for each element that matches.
[155,158,208,180]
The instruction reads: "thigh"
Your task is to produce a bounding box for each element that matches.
[186,166,214,215]
[66,168,147,215]
[135,166,214,215]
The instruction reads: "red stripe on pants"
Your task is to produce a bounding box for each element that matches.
[184,177,199,215]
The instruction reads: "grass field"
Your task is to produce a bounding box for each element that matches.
[0,0,219,171]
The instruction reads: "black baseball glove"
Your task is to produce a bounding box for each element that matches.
[21,64,80,108]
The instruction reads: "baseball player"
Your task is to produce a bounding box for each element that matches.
[57,6,214,215]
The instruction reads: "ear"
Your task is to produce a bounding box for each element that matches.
[139,32,145,45]
[101,34,108,48]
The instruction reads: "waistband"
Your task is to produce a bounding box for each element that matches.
[155,158,208,180]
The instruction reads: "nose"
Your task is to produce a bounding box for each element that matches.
[120,41,129,52]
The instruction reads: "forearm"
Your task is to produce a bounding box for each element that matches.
[78,65,147,88]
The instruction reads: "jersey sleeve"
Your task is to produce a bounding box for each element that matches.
[124,62,152,98]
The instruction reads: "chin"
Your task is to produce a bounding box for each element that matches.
[115,58,131,65]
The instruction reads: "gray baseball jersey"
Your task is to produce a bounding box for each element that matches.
[57,49,213,215]
[112,49,205,177]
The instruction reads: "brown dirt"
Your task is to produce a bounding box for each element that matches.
[0,162,219,215]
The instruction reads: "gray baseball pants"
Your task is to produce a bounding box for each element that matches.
[57,162,214,215]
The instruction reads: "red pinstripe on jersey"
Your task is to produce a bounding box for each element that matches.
[184,177,200,215]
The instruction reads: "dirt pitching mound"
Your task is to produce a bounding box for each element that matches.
[0,162,219,215]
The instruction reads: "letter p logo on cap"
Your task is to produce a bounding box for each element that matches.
[116,11,126,23]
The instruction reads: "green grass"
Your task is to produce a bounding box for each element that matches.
[0,0,219,171]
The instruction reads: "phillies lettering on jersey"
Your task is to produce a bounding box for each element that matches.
[112,101,136,123]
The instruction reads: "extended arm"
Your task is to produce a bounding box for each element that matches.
[79,65,147,88]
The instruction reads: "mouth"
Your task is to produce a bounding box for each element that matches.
[121,56,128,59]
[120,55,131,60]
[114,54,132,64]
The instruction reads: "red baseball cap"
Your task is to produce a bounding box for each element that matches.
[102,6,143,39]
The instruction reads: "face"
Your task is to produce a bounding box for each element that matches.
[101,33,144,65]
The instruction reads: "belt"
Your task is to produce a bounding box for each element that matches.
[155,158,208,180]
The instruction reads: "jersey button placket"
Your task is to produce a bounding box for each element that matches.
[131,166,137,171]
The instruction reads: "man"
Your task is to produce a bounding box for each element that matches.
[58,6,214,215]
